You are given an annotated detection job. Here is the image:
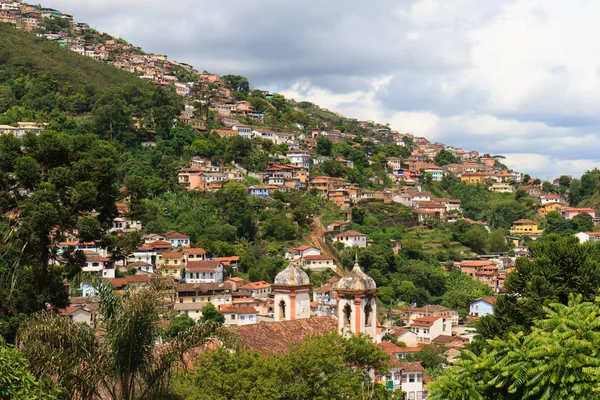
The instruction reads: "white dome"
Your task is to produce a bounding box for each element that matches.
[274,261,310,286]
[337,261,376,291]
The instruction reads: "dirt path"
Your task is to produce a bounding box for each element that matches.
[306,216,345,276]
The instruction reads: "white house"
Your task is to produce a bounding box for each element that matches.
[376,345,426,398]
[110,217,142,233]
[334,230,367,248]
[302,255,336,272]
[388,328,418,347]
[404,304,460,326]
[574,232,600,243]
[540,194,562,205]
[469,297,497,317]
[164,230,191,248]
[83,255,115,278]
[286,150,312,169]
[285,245,321,260]
[253,130,276,142]
[232,124,253,139]
[60,305,93,326]
[220,305,258,326]
[184,261,224,283]
[239,281,272,298]
[410,192,431,203]
[409,316,451,343]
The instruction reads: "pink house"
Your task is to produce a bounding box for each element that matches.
[561,207,596,220]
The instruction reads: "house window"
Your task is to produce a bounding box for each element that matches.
[409,374,415,383]
[195,273,199,279]
[192,298,196,303]
[416,374,422,382]
[200,297,204,302]
[231,315,235,320]
[402,374,407,383]
[394,372,401,381]
[179,298,183,303]
[417,392,423,400]
[409,393,415,400]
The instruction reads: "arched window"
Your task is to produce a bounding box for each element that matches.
[279,300,286,319]
[343,303,352,326]
[364,303,373,326]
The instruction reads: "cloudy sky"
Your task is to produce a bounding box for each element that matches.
[46,0,600,178]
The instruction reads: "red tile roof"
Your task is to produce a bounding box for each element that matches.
[162,252,183,259]
[164,230,190,239]
[234,316,338,355]
[240,281,271,290]
[219,305,257,314]
[335,230,366,237]
[512,219,536,224]
[183,247,207,255]
[304,255,334,261]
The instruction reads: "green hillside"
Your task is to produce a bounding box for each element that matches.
[0,23,151,94]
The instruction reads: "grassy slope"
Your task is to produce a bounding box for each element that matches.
[0,23,153,93]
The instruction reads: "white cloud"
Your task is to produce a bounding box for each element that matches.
[41,0,600,177]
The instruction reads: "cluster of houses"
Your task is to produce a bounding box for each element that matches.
[0,121,47,138]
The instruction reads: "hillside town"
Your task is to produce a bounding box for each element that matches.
[3,0,600,398]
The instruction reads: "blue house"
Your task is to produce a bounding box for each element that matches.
[248,185,278,197]
[469,297,496,317]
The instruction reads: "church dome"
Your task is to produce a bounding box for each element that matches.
[274,261,310,286]
[337,261,376,291]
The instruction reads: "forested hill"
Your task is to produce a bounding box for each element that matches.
[0,24,151,94]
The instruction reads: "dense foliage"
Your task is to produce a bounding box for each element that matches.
[175,333,400,400]
[476,235,600,340]
[430,295,600,399]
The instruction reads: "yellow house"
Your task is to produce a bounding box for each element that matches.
[510,219,542,235]
[538,202,562,216]
[461,172,486,185]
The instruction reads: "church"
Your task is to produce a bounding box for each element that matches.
[235,259,380,354]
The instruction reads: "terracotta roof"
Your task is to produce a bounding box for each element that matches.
[291,245,314,252]
[389,361,426,371]
[219,305,257,314]
[162,252,183,259]
[378,341,404,354]
[59,305,90,316]
[240,281,271,290]
[335,230,366,237]
[474,296,497,305]
[432,335,461,344]
[304,255,334,261]
[227,277,245,283]
[459,260,495,267]
[148,240,172,249]
[512,219,536,224]
[411,316,445,327]
[214,256,240,264]
[164,230,190,239]
[234,316,338,355]
[183,248,207,255]
[86,256,110,262]
[187,261,222,268]
[128,261,152,267]
[563,207,595,212]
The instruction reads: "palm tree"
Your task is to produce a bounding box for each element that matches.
[16,278,240,399]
